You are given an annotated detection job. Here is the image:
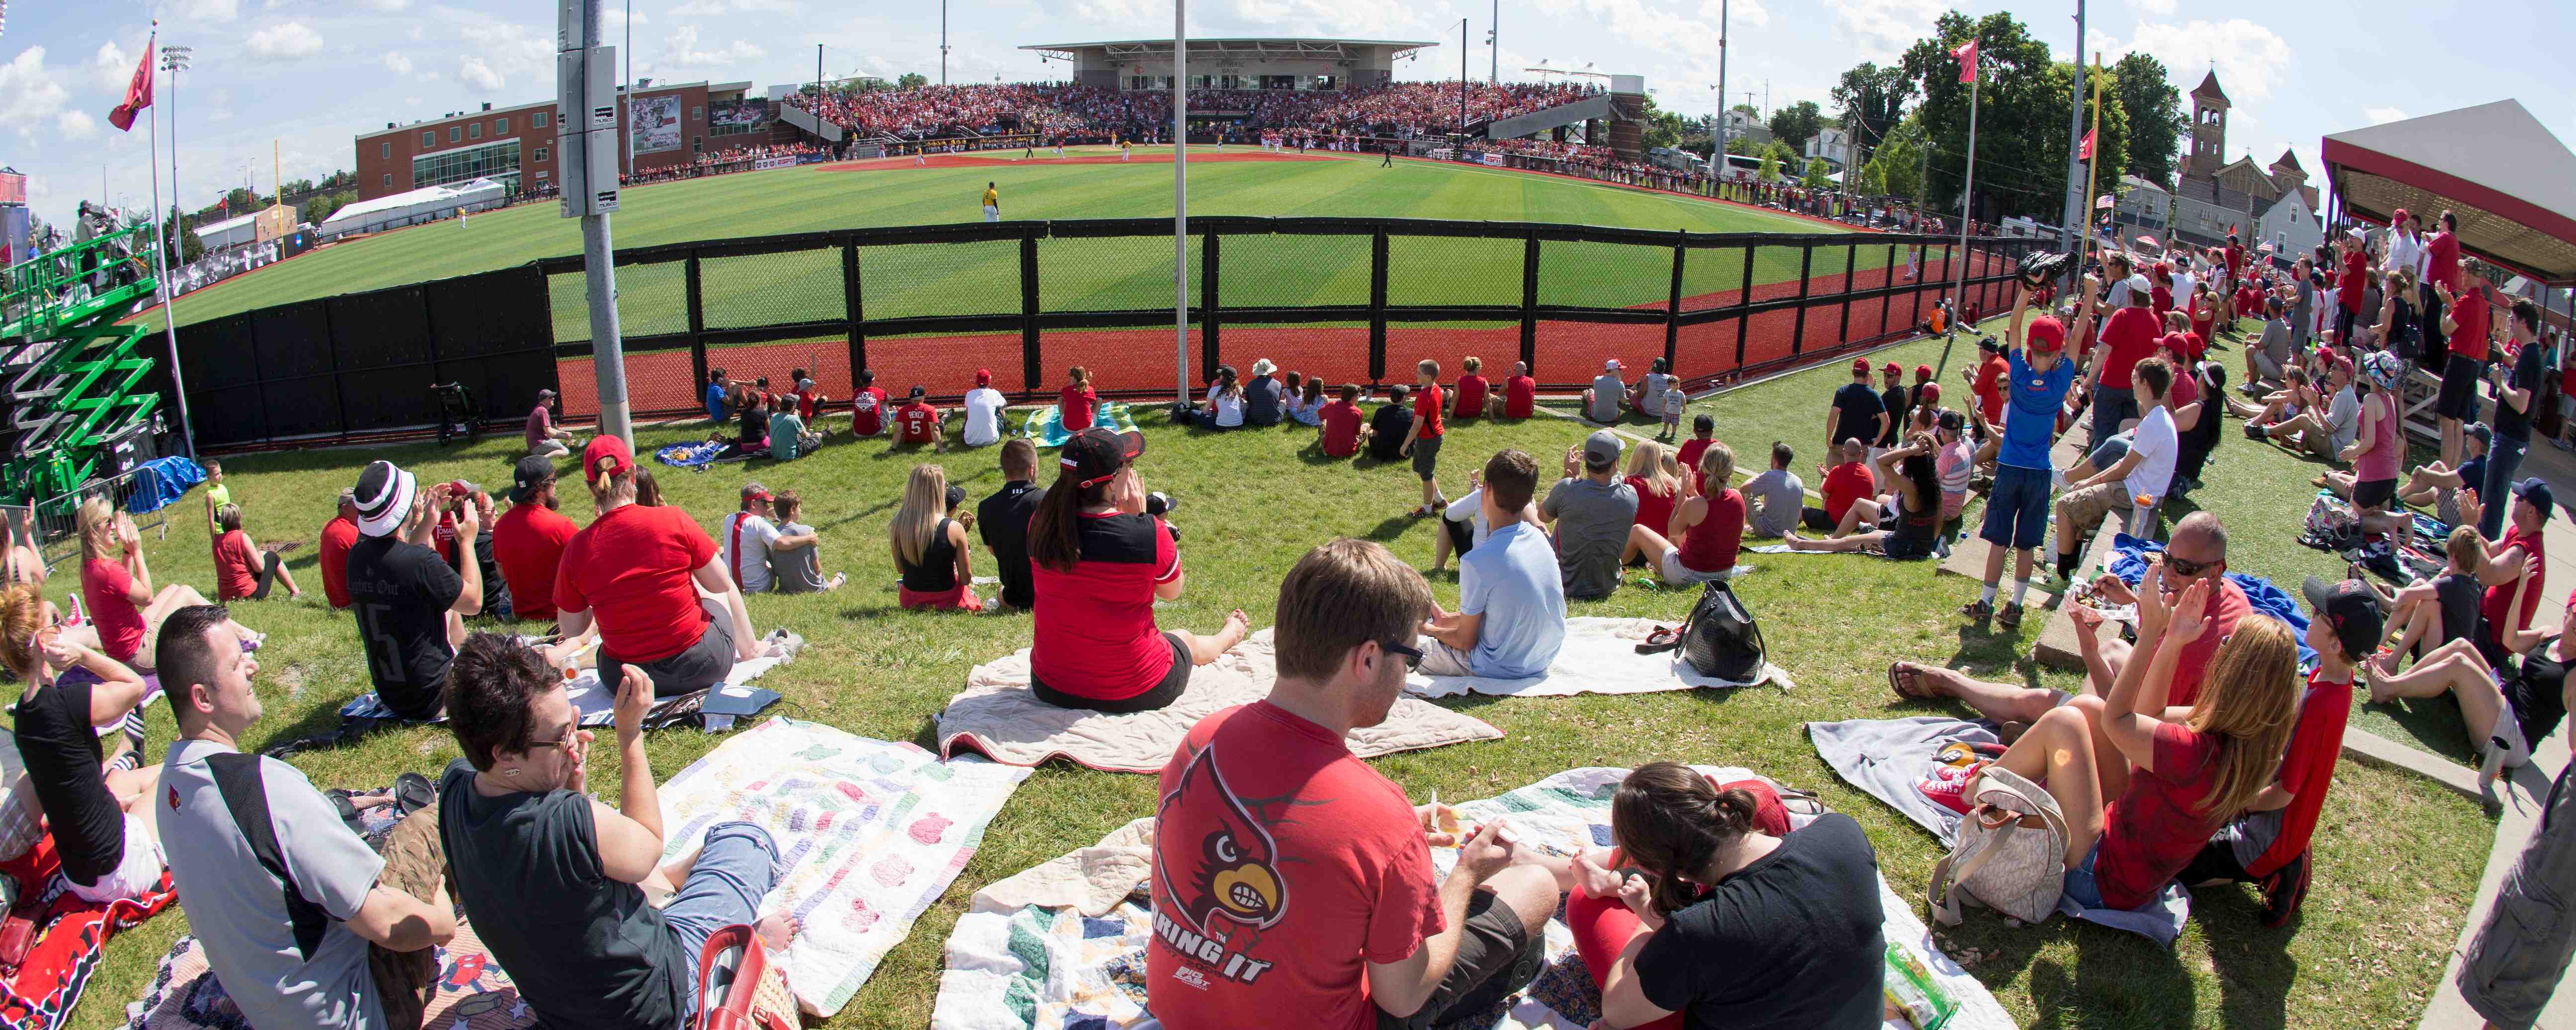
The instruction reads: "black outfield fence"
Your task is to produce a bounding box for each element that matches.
[167,218,2032,451]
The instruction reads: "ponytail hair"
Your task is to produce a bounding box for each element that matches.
[1610,762,1764,916]
[1027,469,1108,572]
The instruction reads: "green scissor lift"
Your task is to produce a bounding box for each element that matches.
[0,224,164,508]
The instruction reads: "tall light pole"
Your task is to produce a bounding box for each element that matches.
[2058,0,2088,255]
[1713,0,1728,184]
[1486,0,1496,85]
[160,45,188,236]
[152,32,194,458]
[1457,18,1467,140]
[941,0,950,86]
[1172,1,1189,404]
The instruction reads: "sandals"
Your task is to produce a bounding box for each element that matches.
[1887,662,1935,700]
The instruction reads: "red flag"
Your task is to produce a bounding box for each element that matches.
[106,35,152,132]
[2079,128,2095,161]
[1951,40,1978,83]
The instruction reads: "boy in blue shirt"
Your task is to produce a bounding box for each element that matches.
[1963,276,2094,628]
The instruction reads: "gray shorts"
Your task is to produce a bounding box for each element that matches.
[1373,889,1541,1029]
[1411,434,1443,480]
[599,597,737,699]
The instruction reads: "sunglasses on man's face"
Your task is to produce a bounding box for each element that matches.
[2162,553,2220,578]
[1379,640,1424,671]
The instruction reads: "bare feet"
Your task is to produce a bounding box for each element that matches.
[755,911,801,951]
[1217,609,1252,648]
[2362,662,2394,705]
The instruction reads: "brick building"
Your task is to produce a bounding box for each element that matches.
[353,79,757,203]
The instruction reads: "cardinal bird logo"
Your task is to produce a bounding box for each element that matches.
[1156,744,1286,935]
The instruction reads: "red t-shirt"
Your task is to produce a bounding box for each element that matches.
[2165,577,2250,709]
[1451,375,1488,419]
[319,515,358,609]
[82,558,145,662]
[1147,702,1443,1030]
[895,400,940,444]
[1030,512,1180,701]
[2224,245,2245,281]
[2338,251,2367,313]
[1626,476,1678,537]
[493,503,580,623]
[2249,670,2354,878]
[1678,489,1745,573]
[1675,437,1712,493]
[1819,462,1872,523]
[212,530,261,601]
[1059,385,1099,431]
[2093,720,2224,911]
[1504,376,1536,418]
[1973,353,2008,423]
[2450,287,2490,360]
[2150,286,2174,324]
[796,389,819,422]
[1413,385,1444,438]
[2425,231,2462,292]
[2165,367,2200,413]
[850,387,889,436]
[2484,525,2547,651]
[2097,308,2164,390]
[554,504,716,663]
[1318,400,1364,457]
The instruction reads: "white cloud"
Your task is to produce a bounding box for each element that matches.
[0,48,72,141]
[56,111,98,140]
[671,0,794,14]
[90,41,138,95]
[2118,19,2293,102]
[2365,106,2407,126]
[245,22,325,60]
[2130,0,2176,14]
[383,51,414,76]
[459,58,505,91]
[360,0,411,10]
[1822,0,1946,65]
[666,25,768,67]
[183,0,241,23]
[1695,0,1771,30]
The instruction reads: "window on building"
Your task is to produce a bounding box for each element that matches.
[381,141,392,158]
[534,110,550,129]
[469,122,482,139]
[422,130,435,147]
[692,106,703,121]
[534,146,550,162]
[383,173,393,187]
[692,136,703,152]
[450,126,462,143]
[410,138,523,192]
[536,169,549,180]
[497,117,509,133]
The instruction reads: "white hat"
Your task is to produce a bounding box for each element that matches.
[353,461,416,538]
[1604,358,1622,371]
[1250,358,1277,377]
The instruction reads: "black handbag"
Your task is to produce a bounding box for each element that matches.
[1638,581,1768,681]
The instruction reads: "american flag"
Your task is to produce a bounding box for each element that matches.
[2095,193,2115,211]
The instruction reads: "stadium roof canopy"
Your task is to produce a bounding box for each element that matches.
[2321,99,2576,286]
[1020,38,1436,63]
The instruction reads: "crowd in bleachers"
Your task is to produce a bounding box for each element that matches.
[617,142,831,187]
[781,80,1599,142]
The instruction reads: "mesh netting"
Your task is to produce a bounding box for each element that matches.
[554,338,698,418]
[1045,327,1206,398]
[1530,319,1665,388]
[1536,239,1672,311]
[1209,323,1368,391]
[1677,245,1749,313]
[865,330,1031,399]
[1386,235,1520,309]
[1382,322,1521,390]
[1037,235,1201,313]
[859,240,1021,320]
[1217,233,1368,310]
[702,246,846,330]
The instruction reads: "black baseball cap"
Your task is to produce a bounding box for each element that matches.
[509,454,557,503]
[2512,476,2554,515]
[944,483,967,509]
[1976,334,2004,352]
[2300,576,2385,663]
[1061,427,1146,488]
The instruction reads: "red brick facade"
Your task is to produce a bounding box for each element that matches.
[354,81,747,203]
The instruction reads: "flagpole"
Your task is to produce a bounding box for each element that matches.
[141,24,194,459]
[2077,52,2103,274]
[1952,49,1979,314]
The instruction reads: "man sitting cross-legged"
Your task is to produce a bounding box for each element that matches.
[2393,422,2490,529]
[439,634,797,1030]
[557,437,778,700]
[1539,432,1640,601]
[1419,449,1567,679]
[1148,538,1560,1029]
[2051,356,2177,584]
[157,604,457,1030]
[1897,512,2251,728]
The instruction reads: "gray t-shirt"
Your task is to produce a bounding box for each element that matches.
[2291,280,2315,346]
[2324,386,2363,452]
[1638,373,1675,417]
[1542,475,1638,599]
[1742,468,1807,537]
[770,521,829,593]
[158,739,387,1030]
[1590,373,1626,422]
[2259,318,2291,368]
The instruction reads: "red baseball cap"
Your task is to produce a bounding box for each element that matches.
[1882,361,1902,374]
[2393,207,2410,223]
[583,435,633,485]
[2160,331,2187,355]
[2025,317,2067,353]
[1918,382,1942,404]
[1914,363,1933,381]
[2182,331,2205,358]
[974,368,992,387]
[1852,358,1872,374]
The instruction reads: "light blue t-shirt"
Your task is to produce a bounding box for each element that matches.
[1998,349,2075,471]
[1457,520,1568,679]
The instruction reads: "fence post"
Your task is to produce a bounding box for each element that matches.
[1732,243,1755,370]
[414,287,438,442]
[1019,232,1041,398]
[1201,230,1220,382]
[322,302,350,446]
[1788,243,1815,358]
[1520,233,1538,376]
[1836,243,1855,348]
[1909,237,1925,331]
[1664,236,1684,374]
[684,250,709,394]
[842,237,865,389]
[1880,243,1897,342]
[1368,230,1389,384]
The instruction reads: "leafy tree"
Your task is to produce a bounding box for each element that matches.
[1801,157,1835,190]
[1766,100,1822,154]
[301,191,354,226]
[896,72,928,90]
[1757,140,1796,182]
[1898,11,2127,223]
[220,187,262,215]
[1730,103,1760,117]
[281,178,315,196]
[1830,62,1915,165]
[320,169,356,190]
[1859,116,1927,200]
[2110,52,2185,188]
[1724,136,1757,156]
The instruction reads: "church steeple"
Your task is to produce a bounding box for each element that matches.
[2185,70,2230,180]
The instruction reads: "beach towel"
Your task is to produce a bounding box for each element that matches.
[0,837,175,1030]
[654,717,1031,1017]
[929,766,2018,1030]
[1808,715,2193,944]
[122,921,535,1030]
[333,655,786,729]
[2104,534,2317,673]
[1016,402,1138,448]
[1402,616,1795,699]
[937,629,1503,773]
[655,440,732,468]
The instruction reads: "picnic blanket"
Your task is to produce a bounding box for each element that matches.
[2104,534,2317,673]
[929,767,2018,1030]
[654,717,1032,1017]
[1402,617,1795,699]
[936,628,1503,773]
[123,920,535,1030]
[1017,402,1138,448]
[1807,715,2193,944]
[0,837,176,1030]
[333,655,786,731]
[655,440,733,468]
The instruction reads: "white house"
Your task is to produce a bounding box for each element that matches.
[1803,126,1854,170]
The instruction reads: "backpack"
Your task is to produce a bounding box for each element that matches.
[1638,581,1768,681]
[1928,765,2068,926]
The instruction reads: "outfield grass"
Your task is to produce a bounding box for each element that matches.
[54,313,2491,1030]
[143,147,1953,341]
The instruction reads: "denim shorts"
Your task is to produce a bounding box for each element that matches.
[1979,465,2052,550]
[2061,838,2107,910]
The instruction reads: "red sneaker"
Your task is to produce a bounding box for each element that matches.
[1918,759,1988,816]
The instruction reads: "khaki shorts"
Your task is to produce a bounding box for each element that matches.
[2057,481,2131,535]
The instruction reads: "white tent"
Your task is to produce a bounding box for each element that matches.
[315,179,509,239]
[192,211,262,250]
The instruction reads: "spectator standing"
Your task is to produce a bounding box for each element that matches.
[346,462,482,719]
[1403,361,1449,517]
[1875,361,1911,489]
[2434,277,2492,470]
[767,490,845,593]
[208,499,302,602]
[1452,357,1490,421]
[203,459,231,512]
[963,369,1010,447]
[850,369,889,438]
[1243,359,1286,427]
[2483,300,2546,539]
[2091,274,2162,447]
[892,467,983,611]
[1501,361,1536,418]
[493,456,579,624]
[977,440,1045,610]
[1058,367,1098,432]
[1541,432,1640,600]
[555,438,777,699]
[526,389,576,458]
[319,490,359,610]
[1966,281,2086,628]
[1827,358,1887,454]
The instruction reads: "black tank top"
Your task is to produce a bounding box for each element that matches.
[899,518,960,592]
[2514,638,2570,751]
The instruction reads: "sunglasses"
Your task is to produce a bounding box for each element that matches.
[1380,640,1424,671]
[2163,553,2220,578]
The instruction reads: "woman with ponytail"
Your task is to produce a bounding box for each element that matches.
[2,582,166,902]
[1545,762,1885,1029]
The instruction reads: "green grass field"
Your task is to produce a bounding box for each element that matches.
[143,147,1955,344]
[53,309,2494,1030]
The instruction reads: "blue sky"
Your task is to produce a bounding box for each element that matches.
[2,0,2570,229]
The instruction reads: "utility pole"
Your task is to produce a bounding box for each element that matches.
[1487,0,1497,85]
[941,0,950,86]
[1172,0,1189,405]
[565,0,629,444]
[2058,0,2088,255]
[1712,0,1727,185]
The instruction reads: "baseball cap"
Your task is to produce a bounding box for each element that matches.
[2024,316,2067,353]
[2392,207,2409,224]
[1882,361,1902,375]
[2300,576,2386,663]
[1917,382,1942,405]
[1061,426,1146,487]
[1914,363,1933,381]
[537,388,558,399]
[2512,476,2554,514]
[908,384,928,399]
[1936,408,1965,433]
[741,481,772,503]
[352,461,416,538]
[1583,430,1624,468]
[2125,274,2154,299]
[1976,334,2004,352]
[508,455,557,504]
[1604,358,1622,371]
[583,434,634,485]
[944,483,967,510]
[2468,423,2493,445]
[1852,357,1873,374]
[974,368,992,387]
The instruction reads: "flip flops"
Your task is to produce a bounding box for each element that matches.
[1887,662,1935,700]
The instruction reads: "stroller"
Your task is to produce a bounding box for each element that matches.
[430,382,482,447]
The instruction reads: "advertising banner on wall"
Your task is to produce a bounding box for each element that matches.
[252,203,295,243]
[631,95,683,156]
[710,99,771,133]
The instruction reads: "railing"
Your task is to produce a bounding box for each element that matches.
[33,458,173,570]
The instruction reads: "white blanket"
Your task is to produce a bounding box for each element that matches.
[1404,617,1794,698]
[337,654,786,728]
[937,629,1504,774]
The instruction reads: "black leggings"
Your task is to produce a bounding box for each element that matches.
[245,552,283,601]
[1031,632,1192,713]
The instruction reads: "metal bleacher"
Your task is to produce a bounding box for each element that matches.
[0,224,163,504]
